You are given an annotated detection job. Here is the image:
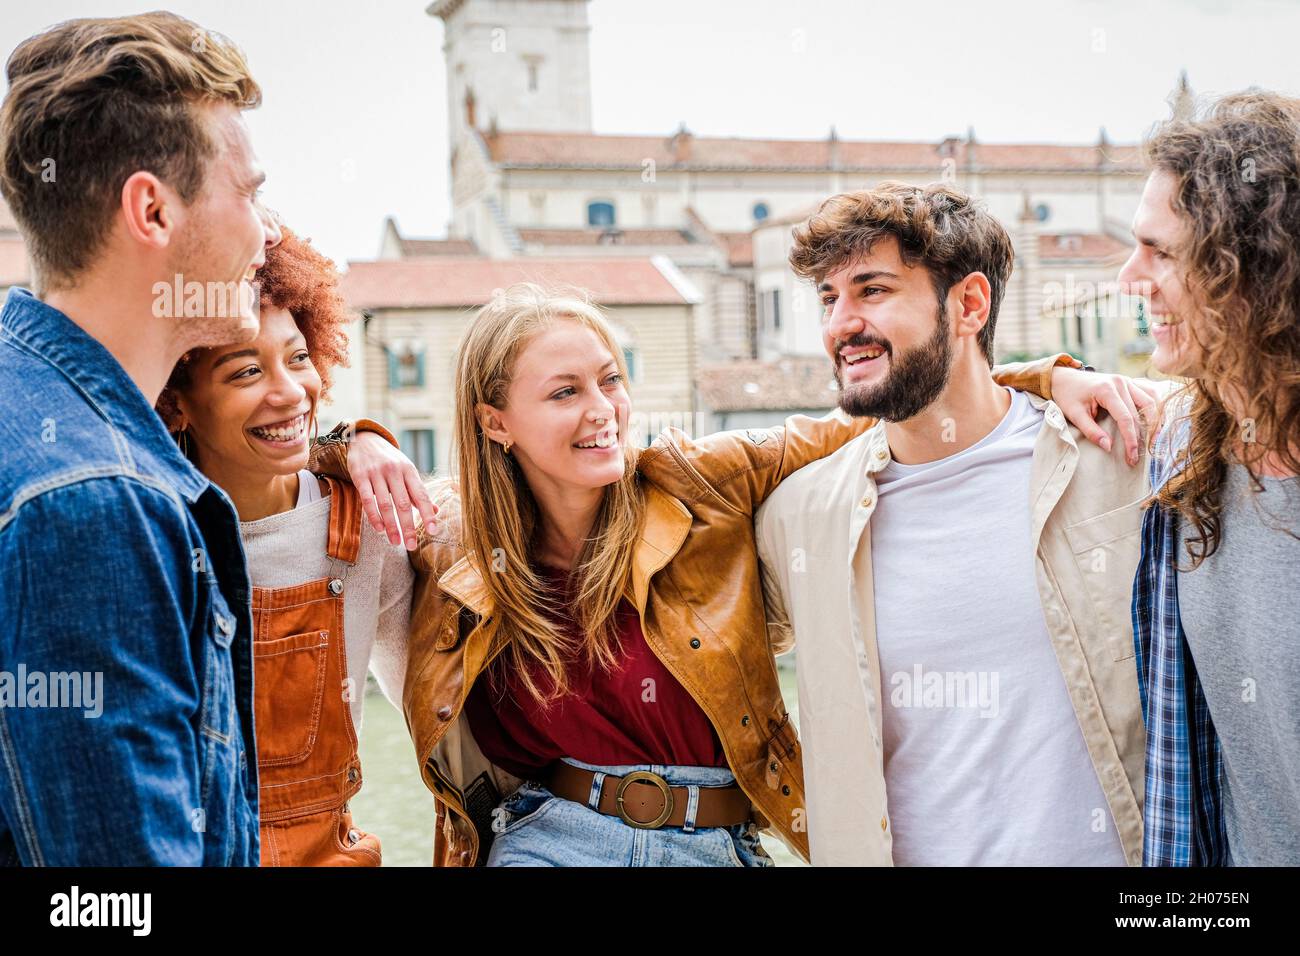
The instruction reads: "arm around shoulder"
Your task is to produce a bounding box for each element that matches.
[638,407,874,516]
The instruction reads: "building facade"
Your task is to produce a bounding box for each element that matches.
[426,0,1159,370]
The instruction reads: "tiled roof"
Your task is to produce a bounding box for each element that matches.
[697,356,839,412]
[486,130,1141,173]
[518,227,694,247]
[716,232,753,267]
[1038,232,1132,261]
[0,196,19,234]
[400,237,479,256]
[342,256,692,309]
[0,237,29,287]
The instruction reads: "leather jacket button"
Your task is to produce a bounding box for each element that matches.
[741,715,750,726]
[347,767,359,784]
[436,705,454,720]
[769,761,779,773]
[348,828,361,846]
[329,578,344,595]
[782,785,791,796]
[689,638,701,649]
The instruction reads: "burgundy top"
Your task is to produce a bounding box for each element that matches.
[464,566,727,778]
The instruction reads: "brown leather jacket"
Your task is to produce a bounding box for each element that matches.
[312,355,1068,865]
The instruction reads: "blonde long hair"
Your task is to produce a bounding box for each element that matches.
[454,283,645,704]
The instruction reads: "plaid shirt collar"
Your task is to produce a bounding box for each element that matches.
[1131,412,1228,865]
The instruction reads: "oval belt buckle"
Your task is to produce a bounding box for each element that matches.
[615,770,674,829]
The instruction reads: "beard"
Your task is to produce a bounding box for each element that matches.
[165,215,261,351]
[835,303,953,421]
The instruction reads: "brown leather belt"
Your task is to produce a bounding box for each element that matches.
[545,761,752,830]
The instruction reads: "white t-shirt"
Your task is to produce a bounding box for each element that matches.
[296,468,324,506]
[868,388,1126,866]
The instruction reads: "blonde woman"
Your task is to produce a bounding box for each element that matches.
[313,283,1146,866]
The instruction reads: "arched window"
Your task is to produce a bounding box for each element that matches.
[587,201,616,227]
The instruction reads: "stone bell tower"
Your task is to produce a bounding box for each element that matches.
[430,0,594,147]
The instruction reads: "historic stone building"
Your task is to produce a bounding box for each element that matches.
[412,0,1155,365]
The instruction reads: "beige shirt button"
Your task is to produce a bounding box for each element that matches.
[880,816,888,831]
[875,448,888,462]
[860,494,875,509]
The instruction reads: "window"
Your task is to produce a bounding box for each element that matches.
[762,289,782,332]
[387,342,426,389]
[587,201,615,227]
[1136,299,1150,336]
[752,201,770,222]
[622,346,639,382]
[1095,298,1104,342]
[400,429,436,474]
[525,59,540,93]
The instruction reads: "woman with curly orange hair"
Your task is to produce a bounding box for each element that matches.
[157,227,414,866]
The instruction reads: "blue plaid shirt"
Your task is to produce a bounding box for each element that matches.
[1131,411,1228,866]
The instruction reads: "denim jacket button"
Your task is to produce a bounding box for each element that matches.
[216,614,233,636]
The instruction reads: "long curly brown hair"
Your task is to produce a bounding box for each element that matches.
[156,226,352,431]
[1146,91,1300,567]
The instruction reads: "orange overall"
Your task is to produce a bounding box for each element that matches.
[251,476,381,866]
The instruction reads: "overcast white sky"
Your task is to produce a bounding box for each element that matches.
[3,0,1299,267]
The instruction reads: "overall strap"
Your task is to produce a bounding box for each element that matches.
[320,475,363,565]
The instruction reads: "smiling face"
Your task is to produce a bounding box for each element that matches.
[478,320,631,497]
[167,102,282,351]
[1117,170,1202,377]
[174,305,320,477]
[818,237,956,421]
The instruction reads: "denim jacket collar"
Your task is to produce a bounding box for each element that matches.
[2,286,208,503]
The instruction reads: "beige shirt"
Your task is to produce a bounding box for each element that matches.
[756,393,1149,866]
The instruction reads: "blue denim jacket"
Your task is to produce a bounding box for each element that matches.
[0,287,259,865]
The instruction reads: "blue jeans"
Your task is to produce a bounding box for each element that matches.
[486,757,774,867]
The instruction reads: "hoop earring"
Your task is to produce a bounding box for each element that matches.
[502,439,513,455]
[176,427,192,460]
[308,412,318,446]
